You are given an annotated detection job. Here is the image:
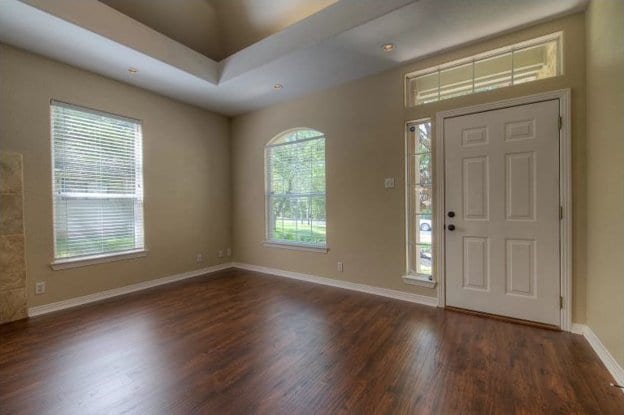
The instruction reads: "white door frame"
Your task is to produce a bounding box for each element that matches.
[434,89,572,331]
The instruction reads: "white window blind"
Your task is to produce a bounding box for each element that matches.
[51,101,144,260]
[265,129,326,247]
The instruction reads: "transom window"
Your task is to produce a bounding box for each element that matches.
[406,32,562,106]
[51,101,144,261]
[405,120,433,284]
[265,128,326,248]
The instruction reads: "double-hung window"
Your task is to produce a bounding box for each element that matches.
[265,128,326,250]
[51,101,144,265]
[405,120,434,286]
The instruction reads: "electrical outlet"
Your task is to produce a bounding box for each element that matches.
[35,281,46,295]
[226,248,232,257]
[218,250,224,258]
[384,178,395,189]
[337,261,344,272]
[195,253,204,263]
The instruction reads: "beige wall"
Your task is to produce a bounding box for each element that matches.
[0,12,596,328]
[0,44,231,308]
[231,13,587,322]
[585,0,624,366]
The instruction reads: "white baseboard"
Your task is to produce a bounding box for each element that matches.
[232,262,439,307]
[28,261,437,318]
[572,323,624,390]
[28,262,233,317]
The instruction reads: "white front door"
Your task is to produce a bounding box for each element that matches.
[444,100,560,326]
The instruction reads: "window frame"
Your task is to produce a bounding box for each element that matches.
[405,32,563,107]
[49,100,146,269]
[263,128,328,252]
[403,119,436,288]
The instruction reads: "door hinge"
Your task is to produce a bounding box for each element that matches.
[560,296,564,309]
[560,206,564,220]
[559,116,563,130]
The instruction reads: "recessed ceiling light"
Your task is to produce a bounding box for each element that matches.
[273,83,283,89]
[128,67,138,74]
[382,43,395,52]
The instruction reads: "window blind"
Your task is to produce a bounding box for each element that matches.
[265,130,326,247]
[51,101,144,260]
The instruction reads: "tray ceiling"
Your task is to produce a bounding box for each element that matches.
[99,0,338,61]
[0,0,588,116]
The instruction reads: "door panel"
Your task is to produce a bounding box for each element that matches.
[505,239,536,297]
[463,236,489,291]
[445,100,560,326]
[462,156,489,220]
[506,152,536,220]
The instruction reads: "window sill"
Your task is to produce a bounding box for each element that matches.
[263,241,328,253]
[402,274,436,288]
[50,249,148,270]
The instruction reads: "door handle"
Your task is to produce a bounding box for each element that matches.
[448,211,455,218]
[447,224,456,231]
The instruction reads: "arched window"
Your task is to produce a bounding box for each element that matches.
[265,128,326,248]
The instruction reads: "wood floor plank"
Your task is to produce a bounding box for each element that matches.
[1,268,623,414]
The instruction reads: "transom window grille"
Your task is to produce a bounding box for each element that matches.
[51,101,144,260]
[265,128,326,247]
[406,32,562,106]
[406,120,433,278]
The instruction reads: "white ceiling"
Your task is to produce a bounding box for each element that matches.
[211,0,339,59]
[0,0,588,116]
[99,0,224,61]
[98,0,339,61]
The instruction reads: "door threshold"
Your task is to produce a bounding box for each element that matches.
[445,306,561,331]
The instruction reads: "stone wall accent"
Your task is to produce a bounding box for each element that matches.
[0,152,27,323]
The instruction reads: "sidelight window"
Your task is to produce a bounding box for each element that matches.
[405,120,433,285]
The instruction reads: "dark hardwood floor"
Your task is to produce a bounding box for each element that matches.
[1,268,623,414]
